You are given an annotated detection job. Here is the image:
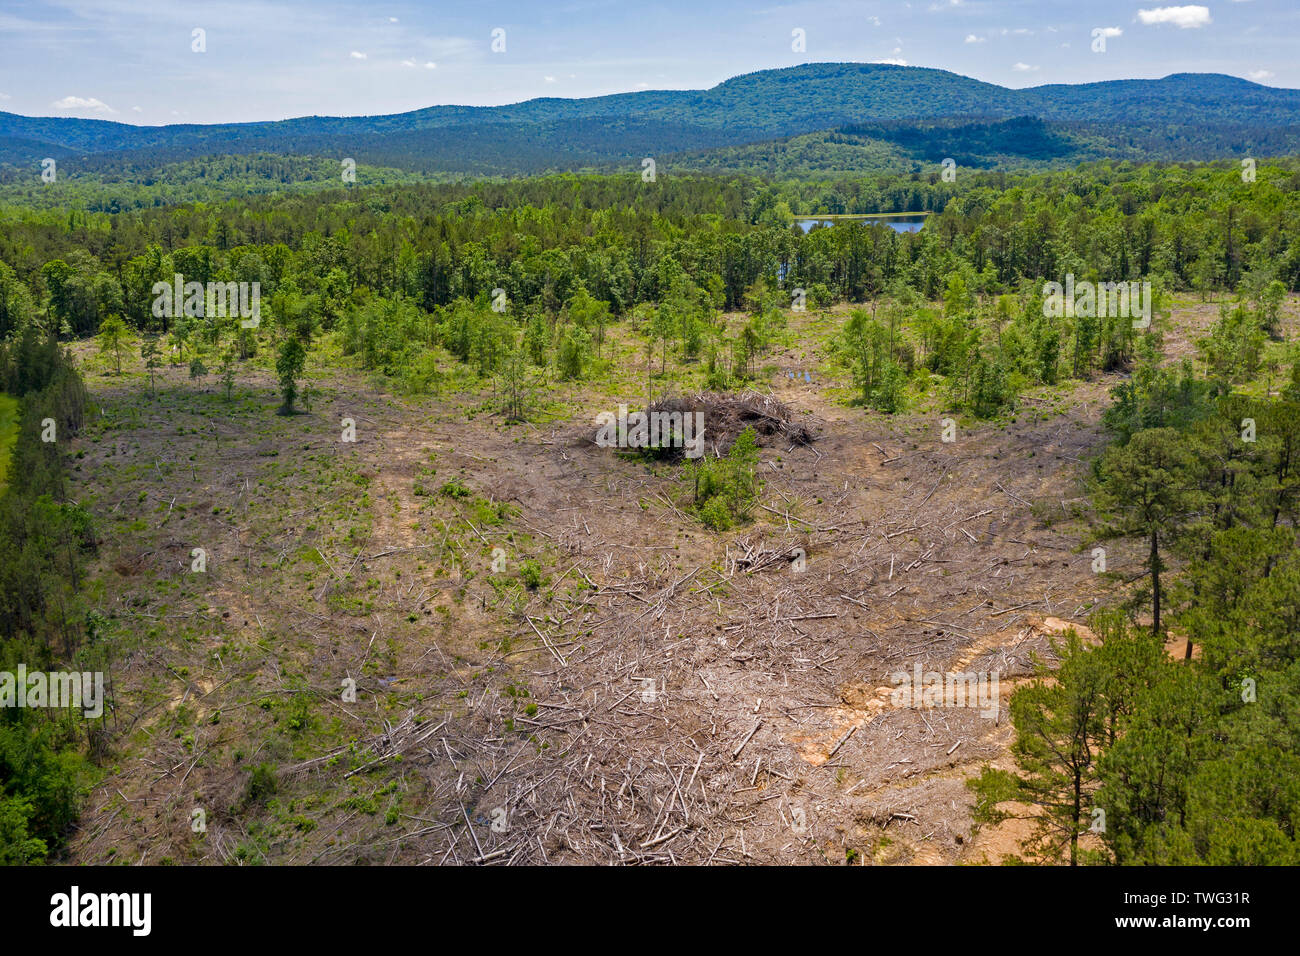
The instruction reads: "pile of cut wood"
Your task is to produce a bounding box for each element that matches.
[646,391,819,459]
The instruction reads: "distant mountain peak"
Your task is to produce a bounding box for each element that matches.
[2,63,1297,177]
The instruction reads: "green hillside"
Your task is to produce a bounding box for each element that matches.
[2,63,1298,180]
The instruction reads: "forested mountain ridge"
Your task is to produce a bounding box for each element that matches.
[2,63,1298,179]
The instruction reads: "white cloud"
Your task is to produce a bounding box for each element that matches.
[873,58,908,66]
[1248,69,1274,80]
[401,59,416,67]
[388,16,398,22]
[544,75,556,83]
[132,105,142,112]
[349,50,367,59]
[51,95,116,113]
[424,61,437,69]
[1012,62,1039,72]
[1095,27,1123,38]
[0,92,10,100]
[964,34,985,43]
[1136,6,1212,28]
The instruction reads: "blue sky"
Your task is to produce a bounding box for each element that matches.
[0,0,1293,125]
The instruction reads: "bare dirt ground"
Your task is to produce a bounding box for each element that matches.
[61,305,1211,867]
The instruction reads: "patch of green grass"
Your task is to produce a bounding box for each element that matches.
[439,477,471,499]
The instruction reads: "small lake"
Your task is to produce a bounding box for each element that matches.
[796,215,927,234]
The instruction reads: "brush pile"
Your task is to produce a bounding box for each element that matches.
[645,391,820,459]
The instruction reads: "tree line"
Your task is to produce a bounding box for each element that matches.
[0,329,96,863]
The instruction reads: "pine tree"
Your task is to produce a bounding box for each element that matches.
[1095,427,1201,636]
[971,629,1108,865]
[140,334,161,395]
[276,337,306,414]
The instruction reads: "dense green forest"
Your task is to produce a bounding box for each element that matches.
[0,331,93,862]
[0,155,432,213]
[2,158,1297,418]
